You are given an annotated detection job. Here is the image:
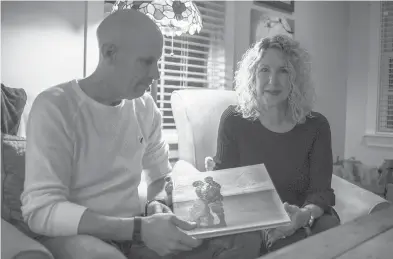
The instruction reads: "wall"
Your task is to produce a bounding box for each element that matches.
[230,1,350,160]
[1,1,86,99]
[345,2,393,166]
[85,1,105,77]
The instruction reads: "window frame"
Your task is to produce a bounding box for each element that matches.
[364,1,393,148]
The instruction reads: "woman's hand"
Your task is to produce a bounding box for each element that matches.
[282,202,311,231]
[266,202,311,246]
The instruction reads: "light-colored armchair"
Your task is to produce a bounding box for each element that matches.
[171,89,391,224]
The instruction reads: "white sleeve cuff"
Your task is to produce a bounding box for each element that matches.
[47,201,87,236]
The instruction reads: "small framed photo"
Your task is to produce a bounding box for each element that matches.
[250,8,295,46]
[254,1,295,13]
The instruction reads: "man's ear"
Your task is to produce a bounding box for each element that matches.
[100,43,117,63]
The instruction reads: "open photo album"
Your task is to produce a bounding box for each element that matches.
[170,160,291,239]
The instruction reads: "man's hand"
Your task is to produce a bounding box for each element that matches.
[146,201,172,216]
[141,213,203,256]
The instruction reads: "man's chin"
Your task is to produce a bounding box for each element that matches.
[128,90,148,100]
[138,86,150,95]
[124,85,150,100]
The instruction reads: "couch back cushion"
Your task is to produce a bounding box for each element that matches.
[171,89,237,171]
[1,134,38,238]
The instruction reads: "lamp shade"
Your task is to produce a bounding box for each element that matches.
[111,0,203,37]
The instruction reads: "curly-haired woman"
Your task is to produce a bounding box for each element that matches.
[213,34,340,254]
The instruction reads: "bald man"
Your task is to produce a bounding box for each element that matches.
[20,8,261,259]
[20,8,200,258]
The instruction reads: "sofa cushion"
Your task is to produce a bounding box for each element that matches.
[1,219,54,259]
[1,134,38,239]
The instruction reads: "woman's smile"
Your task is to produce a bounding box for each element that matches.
[264,89,282,96]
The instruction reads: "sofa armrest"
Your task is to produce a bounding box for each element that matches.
[332,175,391,224]
[1,219,53,259]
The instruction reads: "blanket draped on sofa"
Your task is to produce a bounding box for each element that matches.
[1,83,27,135]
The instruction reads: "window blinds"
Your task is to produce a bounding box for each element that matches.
[379,1,393,132]
[157,1,226,129]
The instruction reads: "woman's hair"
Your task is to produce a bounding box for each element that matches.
[234,34,316,124]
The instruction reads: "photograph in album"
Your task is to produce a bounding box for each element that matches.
[171,161,291,239]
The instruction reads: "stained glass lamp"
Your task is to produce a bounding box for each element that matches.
[111,0,203,37]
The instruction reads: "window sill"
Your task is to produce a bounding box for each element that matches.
[363,133,393,148]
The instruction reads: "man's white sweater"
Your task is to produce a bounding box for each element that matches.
[21,80,171,237]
